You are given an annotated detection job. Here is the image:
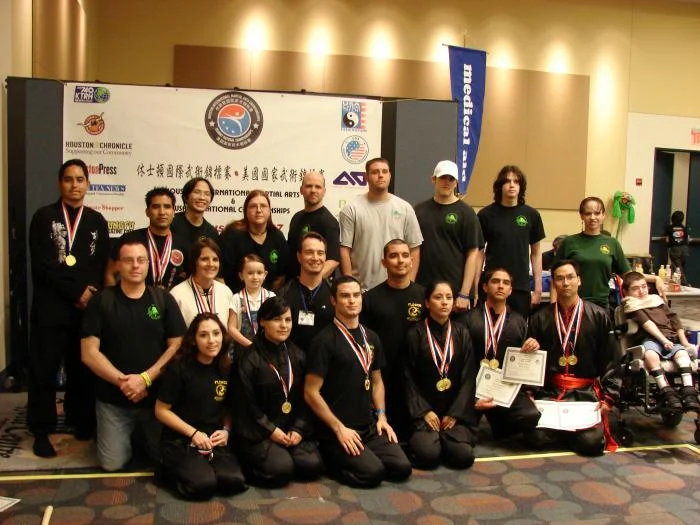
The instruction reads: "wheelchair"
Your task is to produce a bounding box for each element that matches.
[612,306,700,445]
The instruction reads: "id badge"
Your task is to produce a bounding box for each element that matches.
[298,310,315,326]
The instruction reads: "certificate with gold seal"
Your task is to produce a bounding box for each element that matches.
[501,347,547,387]
[475,365,521,408]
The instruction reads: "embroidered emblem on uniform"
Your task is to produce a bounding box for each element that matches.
[407,303,422,322]
[51,221,68,263]
[90,230,98,256]
[147,304,161,320]
[599,245,611,255]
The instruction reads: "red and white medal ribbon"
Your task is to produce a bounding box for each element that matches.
[483,305,506,359]
[425,319,453,378]
[146,230,172,285]
[61,202,84,256]
[190,278,215,314]
[242,288,268,335]
[266,347,293,401]
[334,318,372,376]
[555,298,583,358]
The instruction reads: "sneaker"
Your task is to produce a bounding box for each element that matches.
[680,386,700,411]
[32,435,57,458]
[660,386,682,410]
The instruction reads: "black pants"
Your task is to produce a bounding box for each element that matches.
[27,324,95,435]
[478,390,541,439]
[319,426,412,487]
[528,424,605,457]
[237,439,323,488]
[161,440,247,500]
[408,423,476,470]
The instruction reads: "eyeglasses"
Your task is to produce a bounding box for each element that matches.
[553,274,578,283]
[120,256,149,265]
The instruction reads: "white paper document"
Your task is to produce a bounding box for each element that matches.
[0,497,20,512]
[534,400,601,431]
[501,347,547,386]
[475,365,521,408]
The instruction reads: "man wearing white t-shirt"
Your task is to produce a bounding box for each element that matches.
[338,158,423,290]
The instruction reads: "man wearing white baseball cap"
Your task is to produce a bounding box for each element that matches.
[414,160,484,311]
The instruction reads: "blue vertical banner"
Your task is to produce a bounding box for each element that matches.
[448,46,487,194]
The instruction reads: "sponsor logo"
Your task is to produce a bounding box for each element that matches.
[88,204,124,213]
[87,163,118,176]
[445,212,458,225]
[88,184,126,196]
[205,91,263,149]
[600,244,611,255]
[78,113,106,135]
[108,220,136,236]
[74,85,111,104]
[515,215,528,227]
[333,171,366,186]
[341,135,369,164]
[341,101,366,131]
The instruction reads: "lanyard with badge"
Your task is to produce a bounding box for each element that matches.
[297,281,321,326]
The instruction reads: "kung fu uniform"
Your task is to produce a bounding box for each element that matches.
[306,323,412,487]
[219,226,291,292]
[232,337,323,487]
[81,285,187,471]
[286,206,341,278]
[361,281,425,437]
[478,203,545,317]
[527,301,616,456]
[170,212,220,258]
[278,277,335,352]
[158,359,246,500]
[461,306,540,438]
[28,200,109,436]
[403,319,478,469]
[112,228,189,290]
[414,198,484,294]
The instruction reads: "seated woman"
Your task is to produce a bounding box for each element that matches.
[403,281,478,470]
[232,296,323,487]
[155,313,247,500]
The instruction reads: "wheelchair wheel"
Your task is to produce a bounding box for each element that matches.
[619,428,634,447]
[661,411,683,428]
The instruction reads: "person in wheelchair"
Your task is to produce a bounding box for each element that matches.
[621,271,700,411]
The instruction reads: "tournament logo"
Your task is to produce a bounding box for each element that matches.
[147,305,162,320]
[333,171,366,187]
[74,85,111,103]
[205,91,263,150]
[78,113,105,135]
[599,244,611,255]
[341,101,366,131]
[341,136,369,164]
[269,250,279,264]
[445,212,458,225]
[515,215,528,227]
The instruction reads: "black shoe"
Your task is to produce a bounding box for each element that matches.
[33,435,57,458]
[680,386,700,410]
[660,386,683,410]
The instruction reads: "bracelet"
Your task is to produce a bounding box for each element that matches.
[374,408,386,416]
[457,293,472,300]
[140,371,152,388]
[190,429,199,440]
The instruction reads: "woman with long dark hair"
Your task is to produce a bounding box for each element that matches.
[155,313,247,500]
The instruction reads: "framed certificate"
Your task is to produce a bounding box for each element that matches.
[475,365,521,408]
[501,347,547,386]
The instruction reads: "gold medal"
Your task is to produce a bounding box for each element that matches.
[480,358,490,367]
[489,359,499,369]
[364,377,371,391]
[567,355,578,366]
[558,356,568,367]
[441,378,452,391]
[281,401,292,414]
[436,379,446,392]
[65,254,77,267]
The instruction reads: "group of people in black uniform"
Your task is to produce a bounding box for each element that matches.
[25,157,696,500]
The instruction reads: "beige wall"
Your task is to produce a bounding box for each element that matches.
[33,0,89,80]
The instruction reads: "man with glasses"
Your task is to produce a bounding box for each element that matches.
[525,260,616,456]
[171,177,220,256]
[81,240,186,471]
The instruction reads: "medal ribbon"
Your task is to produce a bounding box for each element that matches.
[61,202,84,255]
[146,230,172,285]
[190,278,215,314]
[242,288,268,335]
[425,319,453,378]
[266,345,293,401]
[555,298,583,361]
[483,305,506,359]
[334,318,372,376]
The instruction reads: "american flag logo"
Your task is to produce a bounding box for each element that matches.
[341,135,369,164]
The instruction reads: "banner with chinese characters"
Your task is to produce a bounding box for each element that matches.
[448,46,487,194]
[63,83,381,237]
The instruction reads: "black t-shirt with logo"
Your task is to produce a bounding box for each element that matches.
[158,358,229,441]
[170,212,220,257]
[414,199,484,293]
[665,224,690,247]
[478,203,545,292]
[286,206,341,278]
[81,285,187,407]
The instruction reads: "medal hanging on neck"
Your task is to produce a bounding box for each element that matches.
[242,288,268,336]
[146,230,172,286]
[190,277,215,314]
[61,202,84,266]
[266,345,294,414]
[334,318,372,391]
[482,305,506,369]
[425,319,454,391]
[555,298,583,369]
